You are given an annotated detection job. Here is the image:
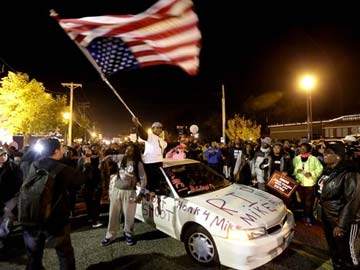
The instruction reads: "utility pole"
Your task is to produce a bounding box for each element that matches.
[61,82,82,146]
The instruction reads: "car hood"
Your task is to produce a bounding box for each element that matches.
[184,184,286,228]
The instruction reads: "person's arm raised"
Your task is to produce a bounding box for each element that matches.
[132,117,148,140]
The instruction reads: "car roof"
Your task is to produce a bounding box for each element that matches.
[162,158,200,168]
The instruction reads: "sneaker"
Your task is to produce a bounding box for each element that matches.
[101,238,114,247]
[123,233,136,246]
[92,222,103,228]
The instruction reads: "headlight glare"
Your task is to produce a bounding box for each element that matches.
[227,226,266,241]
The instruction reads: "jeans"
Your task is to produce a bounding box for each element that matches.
[297,185,316,222]
[23,223,75,270]
[143,162,163,192]
[0,197,18,239]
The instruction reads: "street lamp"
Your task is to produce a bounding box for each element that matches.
[300,75,316,140]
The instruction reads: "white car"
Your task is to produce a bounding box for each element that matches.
[135,158,295,270]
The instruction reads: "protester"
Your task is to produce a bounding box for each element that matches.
[132,117,167,193]
[20,145,41,181]
[61,146,79,217]
[343,135,360,172]
[318,142,360,270]
[77,147,103,228]
[293,142,323,226]
[101,142,147,246]
[252,137,272,191]
[0,146,23,250]
[269,142,293,177]
[283,139,295,160]
[165,143,187,159]
[204,141,223,175]
[227,137,243,181]
[187,136,203,161]
[21,137,85,270]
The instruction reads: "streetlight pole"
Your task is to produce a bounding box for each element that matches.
[221,84,226,145]
[61,82,82,146]
[300,75,315,141]
[306,90,312,140]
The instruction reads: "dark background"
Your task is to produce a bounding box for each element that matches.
[1,1,360,139]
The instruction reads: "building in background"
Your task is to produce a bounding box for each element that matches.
[269,114,360,140]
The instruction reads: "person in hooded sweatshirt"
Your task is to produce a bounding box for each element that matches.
[252,137,272,191]
[317,142,360,270]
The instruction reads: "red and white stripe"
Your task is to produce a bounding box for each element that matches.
[58,0,201,75]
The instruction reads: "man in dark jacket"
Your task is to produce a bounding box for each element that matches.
[21,137,85,270]
[0,146,23,249]
[77,147,103,228]
[318,142,360,270]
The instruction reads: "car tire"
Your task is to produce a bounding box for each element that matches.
[183,224,219,266]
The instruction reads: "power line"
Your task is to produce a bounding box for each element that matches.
[45,89,66,95]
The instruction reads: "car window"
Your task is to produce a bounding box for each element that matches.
[164,163,231,197]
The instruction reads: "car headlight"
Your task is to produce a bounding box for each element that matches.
[227,226,266,241]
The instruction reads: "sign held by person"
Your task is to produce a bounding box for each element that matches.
[266,171,298,199]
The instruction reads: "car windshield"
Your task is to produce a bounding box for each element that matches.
[164,163,231,197]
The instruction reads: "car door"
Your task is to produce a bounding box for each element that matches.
[136,169,178,239]
[152,193,178,238]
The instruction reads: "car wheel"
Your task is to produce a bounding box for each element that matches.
[184,225,219,266]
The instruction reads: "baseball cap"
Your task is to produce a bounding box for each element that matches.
[325,141,346,158]
[151,122,163,128]
[298,138,310,145]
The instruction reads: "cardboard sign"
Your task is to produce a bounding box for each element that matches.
[266,171,299,199]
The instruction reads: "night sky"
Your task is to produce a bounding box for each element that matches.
[1,1,360,139]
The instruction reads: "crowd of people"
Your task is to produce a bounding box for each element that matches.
[0,124,360,269]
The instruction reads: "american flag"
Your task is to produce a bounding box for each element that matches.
[57,0,202,76]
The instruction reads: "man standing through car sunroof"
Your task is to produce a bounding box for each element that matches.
[132,117,167,194]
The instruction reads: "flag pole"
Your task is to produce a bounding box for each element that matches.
[50,9,142,126]
[77,45,142,125]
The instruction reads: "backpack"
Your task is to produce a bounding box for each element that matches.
[17,161,66,226]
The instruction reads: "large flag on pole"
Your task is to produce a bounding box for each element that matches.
[56,0,202,76]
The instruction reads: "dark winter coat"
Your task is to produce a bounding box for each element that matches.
[319,163,360,232]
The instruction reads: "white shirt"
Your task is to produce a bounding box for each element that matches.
[142,133,167,164]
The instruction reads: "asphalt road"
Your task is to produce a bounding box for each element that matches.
[0,210,356,270]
